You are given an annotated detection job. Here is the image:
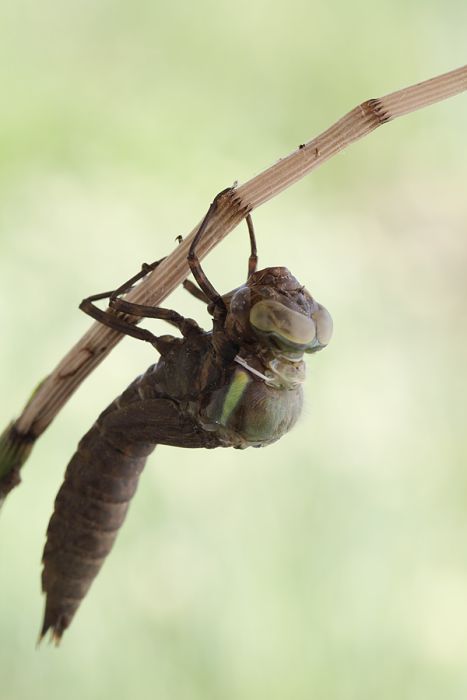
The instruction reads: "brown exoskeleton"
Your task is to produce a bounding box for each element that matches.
[41,189,333,642]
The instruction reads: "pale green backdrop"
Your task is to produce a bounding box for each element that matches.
[1,2,467,699]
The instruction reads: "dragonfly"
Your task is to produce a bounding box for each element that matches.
[1,63,464,645]
[40,187,333,643]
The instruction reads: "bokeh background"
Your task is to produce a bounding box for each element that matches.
[1,2,467,698]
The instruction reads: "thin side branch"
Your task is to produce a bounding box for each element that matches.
[1,63,466,499]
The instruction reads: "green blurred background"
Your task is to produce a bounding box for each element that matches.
[1,1,467,698]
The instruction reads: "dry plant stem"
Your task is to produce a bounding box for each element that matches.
[1,63,466,497]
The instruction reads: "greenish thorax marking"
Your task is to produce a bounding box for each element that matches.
[220,369,250,425]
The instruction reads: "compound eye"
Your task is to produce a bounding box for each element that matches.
[250,300,316,347]
[310,304,333,348]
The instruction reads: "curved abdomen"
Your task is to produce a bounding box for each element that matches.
[40,355,222,643]
[41,404,155,642]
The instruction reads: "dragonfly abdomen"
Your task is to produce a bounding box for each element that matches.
[41,393,155,643]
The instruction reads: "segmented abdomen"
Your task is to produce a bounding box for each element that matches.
[41,388,155,642]
[40,351,223,643]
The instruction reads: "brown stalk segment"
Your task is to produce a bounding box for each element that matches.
[0,424,35,503]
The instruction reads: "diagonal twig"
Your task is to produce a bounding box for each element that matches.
[1,63,466,501]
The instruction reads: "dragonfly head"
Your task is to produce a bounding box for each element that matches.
[223,267,333,360]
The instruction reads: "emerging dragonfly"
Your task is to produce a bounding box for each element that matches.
[40,188,333,642]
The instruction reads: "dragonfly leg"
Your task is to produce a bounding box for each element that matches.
[80,258,201,351]
[187,188,257,311]
[246,214,258,278]
[108,297,202,337]
[187,188,231,311]
[79,298,173,354]
[182,279,209,304]
[80,258,162,328]
[80,258,165,310]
